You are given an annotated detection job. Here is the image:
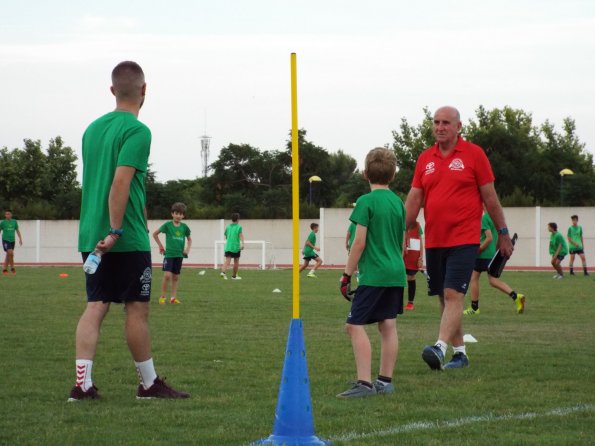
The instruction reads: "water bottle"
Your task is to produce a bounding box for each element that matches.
[83,250,102,274]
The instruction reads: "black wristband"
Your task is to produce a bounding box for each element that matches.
[497,227,509,236]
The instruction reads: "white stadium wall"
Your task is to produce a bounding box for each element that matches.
[12,207,595,269]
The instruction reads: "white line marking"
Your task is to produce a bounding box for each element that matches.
[332,404,595,443]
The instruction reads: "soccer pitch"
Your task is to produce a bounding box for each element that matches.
[1,267,594,445]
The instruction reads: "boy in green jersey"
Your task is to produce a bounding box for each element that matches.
[548,222,568,279]
[567,215,589,276]
[1,210,23,275]
[220,213,245,280]
[153,202,192,304]
[465,210,525,315]
[299,223,323,278]
[337,148,406,398]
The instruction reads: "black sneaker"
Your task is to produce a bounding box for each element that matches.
[68,385,100,402]
[136,377,190,399]
[444,352,470,369]
[422,345,444,370]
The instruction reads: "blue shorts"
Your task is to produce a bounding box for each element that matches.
[2,240,15,252]
[225,251,241,259]
[82,252,152,303]
[555,255,566,261]
[426,244,478,296]
[163,257,183,274]
[346,286,404,325]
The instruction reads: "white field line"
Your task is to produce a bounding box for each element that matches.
[331,404,595,443]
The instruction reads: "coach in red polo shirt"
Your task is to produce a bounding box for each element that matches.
[405,106,514,371]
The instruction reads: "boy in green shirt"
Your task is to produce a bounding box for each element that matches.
[465,211,525,315]
[220,213,245,280]
[567,215,589,276]
[299,223,323,278]
[548,222,568,279]
[153,202,192,304]
[1,210,23,275]
[338,147,406,398]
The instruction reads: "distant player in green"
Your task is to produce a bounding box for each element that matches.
[548,222,568,279]
[567,215,589,276]
[153,202,192,304]
[465,211,525,315]
[345,222,356,252]
[220,213,244,280]
[403,220,424,311]
[1,209,23,275]
[337,147,406,398]
[299,223,322,278]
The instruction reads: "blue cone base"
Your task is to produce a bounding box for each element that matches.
[254,318,329,445]
[256,434,329,445]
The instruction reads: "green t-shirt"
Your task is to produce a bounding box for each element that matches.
[224,223,242,253]
[159,221,191,258]
[78,111,151,253]
[478,213,497,260]
[0,219,18,242]
[347,222,356,250]
[549,232,568,256]
[303,231,317,257]
[349,189,406,287]
[567,225,583,250]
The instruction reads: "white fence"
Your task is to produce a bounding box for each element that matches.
[9,207,595,269]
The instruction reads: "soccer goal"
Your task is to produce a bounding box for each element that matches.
[213,240,276,270]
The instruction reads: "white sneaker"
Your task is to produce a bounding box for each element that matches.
[553,274,563,280]
[231,276,242,280]
[220,273,228,280]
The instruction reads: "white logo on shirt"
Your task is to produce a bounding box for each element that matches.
[424,162,436,175]
[449,158,465,171]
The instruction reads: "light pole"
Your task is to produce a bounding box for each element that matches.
[308,175,322,205]
[559,168,574,206]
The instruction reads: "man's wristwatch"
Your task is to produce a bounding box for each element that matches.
[497,227,509,236]
[109,228,124,237]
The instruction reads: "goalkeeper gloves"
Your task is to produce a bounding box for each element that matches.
[340,273,355,302]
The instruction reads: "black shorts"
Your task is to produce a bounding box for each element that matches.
[82,252,152,303]
[473,258,491,273]
[225,251,241,259]
[405,269,419,276]
[426,244,478,296]
[2,240,15,252]
[569,249,584,255]
[303,254,319,261]
[554,255,566,261]
[163,257,183,274]
[346,286,404,325]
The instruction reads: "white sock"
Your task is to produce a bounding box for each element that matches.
[135,358,157,390]
[76,359,93,391]
[435,340,448,356]
[453,345,467,355]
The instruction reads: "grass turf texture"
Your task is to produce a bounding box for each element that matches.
[0,268,594,446]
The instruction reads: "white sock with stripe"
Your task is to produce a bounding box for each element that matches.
[135,358,157,390]
[75,359,93,391]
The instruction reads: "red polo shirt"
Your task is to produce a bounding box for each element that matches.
[411,137,495,248]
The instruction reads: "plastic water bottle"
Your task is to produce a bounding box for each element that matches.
[83,250,102,274]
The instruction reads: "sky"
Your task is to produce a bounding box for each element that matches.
[1,0,594,182]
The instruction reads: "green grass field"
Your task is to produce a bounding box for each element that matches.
[0,267,594,446]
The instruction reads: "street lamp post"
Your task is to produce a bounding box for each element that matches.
[308,175,322,205]
[559,168,574,206]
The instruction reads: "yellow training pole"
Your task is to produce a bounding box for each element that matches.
[290,53,300,319]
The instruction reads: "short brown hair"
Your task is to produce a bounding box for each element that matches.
[365,147,397,185]
[111,61,145,100]
[231,213,240,222]
[310,222,319,230]
[171,202,187,215]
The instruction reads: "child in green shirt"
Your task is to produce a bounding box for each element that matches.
[338,147,406,398]
[299,223,323,278]
[153,203,192,304]
[548,222,568,279]
[220,213,245,280]
[1,210,23,275]
[567,215,589,276]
